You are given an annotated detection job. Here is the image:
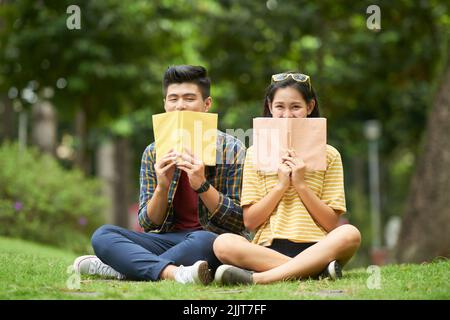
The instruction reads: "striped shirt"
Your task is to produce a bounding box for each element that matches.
[241,144,346,246]
[138,130,247,236]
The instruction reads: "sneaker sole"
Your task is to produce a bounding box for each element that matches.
[214,265,230,285]
[329,261,343,280]
[193,261,213,285]
[214,265,253,285]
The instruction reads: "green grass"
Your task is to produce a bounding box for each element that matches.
[1,236,449,300]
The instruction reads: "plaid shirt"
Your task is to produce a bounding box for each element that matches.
[138,130,247,236]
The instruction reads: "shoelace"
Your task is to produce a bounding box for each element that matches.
[91,259,121,278]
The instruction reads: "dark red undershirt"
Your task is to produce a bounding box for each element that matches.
[172,171,202,231]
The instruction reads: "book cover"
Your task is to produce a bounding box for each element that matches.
[152,111,218,166]
[253,117,327,172]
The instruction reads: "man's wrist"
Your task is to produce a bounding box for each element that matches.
[194,180,210,193]
[155,185,170,194]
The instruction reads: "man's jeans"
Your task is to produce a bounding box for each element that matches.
[91,224,221,281]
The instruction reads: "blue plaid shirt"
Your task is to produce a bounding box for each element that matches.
[138,130,247,236]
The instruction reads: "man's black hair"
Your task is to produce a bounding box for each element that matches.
[163,65,211,99]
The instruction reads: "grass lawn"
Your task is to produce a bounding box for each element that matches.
[0,236,449,300]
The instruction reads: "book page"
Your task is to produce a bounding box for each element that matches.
[253,118,288,172]
[153,111,181,163]
[152,111,218,166]
[180,111,218,166]
[290,118,327,171]
[253,117,327,172]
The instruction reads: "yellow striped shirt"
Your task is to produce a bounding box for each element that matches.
[241,144,346,246]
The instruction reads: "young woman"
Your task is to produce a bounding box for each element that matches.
[213,72,361,285]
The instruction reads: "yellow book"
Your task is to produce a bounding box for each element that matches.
[152,111,218,166]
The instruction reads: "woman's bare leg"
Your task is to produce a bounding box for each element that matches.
[213,233,291,272]
[253,224,361,284]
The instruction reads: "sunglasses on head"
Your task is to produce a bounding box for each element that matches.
[271,73,312,91]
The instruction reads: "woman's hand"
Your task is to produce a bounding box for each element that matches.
[282,150,306,188]
[277,153,292,191]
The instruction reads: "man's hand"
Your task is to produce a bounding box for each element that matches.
[176,148,206,190]
[282,149,306,188]
[155,149,177,191]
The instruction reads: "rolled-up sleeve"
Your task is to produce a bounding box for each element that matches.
[209,139,246,233]
[137,144,162,231]
[321,147,347,214]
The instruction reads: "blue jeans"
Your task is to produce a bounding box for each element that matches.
[91,224,221,281]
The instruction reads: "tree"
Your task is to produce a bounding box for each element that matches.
[1,0,449,255]
[396,53,450,263]
[0,0,168,172]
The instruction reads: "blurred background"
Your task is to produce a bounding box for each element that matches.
[0,0,449,268]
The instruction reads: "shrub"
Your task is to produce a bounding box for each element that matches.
[0,142,106,253]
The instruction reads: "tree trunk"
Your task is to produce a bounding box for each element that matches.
[97,140,115,225]
[31,100,57,155]
[0,95,15,142]
[395,54,450,263]
[96,137,132,228]
[74,107,89,173]
[113,137,132,228]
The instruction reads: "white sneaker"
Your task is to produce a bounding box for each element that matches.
[73,255,125,280]
[173,260,212,285]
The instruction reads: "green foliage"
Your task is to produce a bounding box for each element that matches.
[1,0,449,258]
[0,143,106,253]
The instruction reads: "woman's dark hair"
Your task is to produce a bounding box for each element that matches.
[163,65,211,99]
[262,75,320,118]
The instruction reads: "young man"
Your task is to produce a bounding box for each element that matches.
[73,65,246,284]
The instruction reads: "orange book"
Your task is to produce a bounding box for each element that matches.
[253,117,327,172]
